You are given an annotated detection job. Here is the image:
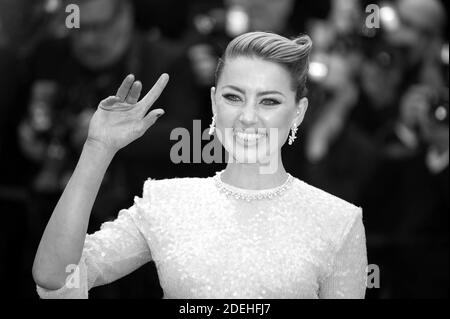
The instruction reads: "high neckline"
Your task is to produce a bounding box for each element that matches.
[212,170,294,201]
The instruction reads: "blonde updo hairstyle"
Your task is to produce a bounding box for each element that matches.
[215,31,313,102]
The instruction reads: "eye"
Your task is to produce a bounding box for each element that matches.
[223,94,242,103]
[261,98,281,106]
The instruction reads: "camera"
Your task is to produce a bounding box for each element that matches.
[427,87,449,126]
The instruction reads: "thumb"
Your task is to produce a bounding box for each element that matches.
[142,108,165,131]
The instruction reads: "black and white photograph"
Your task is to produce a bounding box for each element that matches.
[0,0,448,302]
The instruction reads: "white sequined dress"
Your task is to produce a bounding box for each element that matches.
[36,171,368,299]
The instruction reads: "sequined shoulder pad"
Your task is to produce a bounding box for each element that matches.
[293,179,363,246]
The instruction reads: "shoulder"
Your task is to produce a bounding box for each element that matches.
[293,178,361,212]
[136,176,214,220]
[291,178,363,241]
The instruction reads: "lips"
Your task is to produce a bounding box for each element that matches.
[233,128,267,145]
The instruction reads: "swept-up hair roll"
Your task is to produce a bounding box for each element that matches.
[215,31,313,101]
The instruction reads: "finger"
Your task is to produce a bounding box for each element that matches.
[126,81,142,104]
[138,74,169,113]
[100,96,134,112]
[142,108,165,130]
[99,96,122,110]
[116,74,135,101]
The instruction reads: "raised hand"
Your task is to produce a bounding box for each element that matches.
[86,73,169,154]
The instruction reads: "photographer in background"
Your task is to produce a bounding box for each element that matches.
[361,0,449,299]
[385,0,447,88]
[298,0,370,203]
[303,0,447,174]
[16,0,201,298]
[388,85,448,298]
[296,0,448,298]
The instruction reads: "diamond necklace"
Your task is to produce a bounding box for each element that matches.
[213,170,294,202]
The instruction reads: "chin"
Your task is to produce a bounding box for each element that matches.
[230,147,259,164]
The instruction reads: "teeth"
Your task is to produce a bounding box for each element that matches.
[235,131,266,141]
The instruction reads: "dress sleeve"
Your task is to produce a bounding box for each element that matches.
[36,197,152,299]
[319,208,368,299]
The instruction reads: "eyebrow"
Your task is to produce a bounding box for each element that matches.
[223,85,285,97]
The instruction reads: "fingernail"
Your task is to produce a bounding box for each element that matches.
[156,112,164,118]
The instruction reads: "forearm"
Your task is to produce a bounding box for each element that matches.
[32,72,168,290]
[32,140,116,290]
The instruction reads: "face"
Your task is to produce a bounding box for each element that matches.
[386,0,440,64]
[70,0,133,70]
[211,56,308,165]
[361,56,403,109]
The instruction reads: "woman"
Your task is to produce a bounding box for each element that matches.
[32,32,367,299]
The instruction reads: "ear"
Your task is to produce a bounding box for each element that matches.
[293,97,308,127]
[210,87,217,115]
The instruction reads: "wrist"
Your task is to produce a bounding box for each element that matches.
[83,138,117,160]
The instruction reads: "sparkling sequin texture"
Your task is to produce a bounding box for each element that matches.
[36,172,368,299]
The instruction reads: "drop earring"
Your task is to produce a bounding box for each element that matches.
[209,114,216,135]
[288,125,298,145]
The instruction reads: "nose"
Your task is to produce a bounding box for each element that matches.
[239,102,258,125]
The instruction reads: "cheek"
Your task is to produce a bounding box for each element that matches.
[260,109,292,135]
[215,102,239,129]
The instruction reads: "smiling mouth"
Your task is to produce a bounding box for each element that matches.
[233,129,268,144]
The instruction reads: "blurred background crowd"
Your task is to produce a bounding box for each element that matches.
[0,0,448,299]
